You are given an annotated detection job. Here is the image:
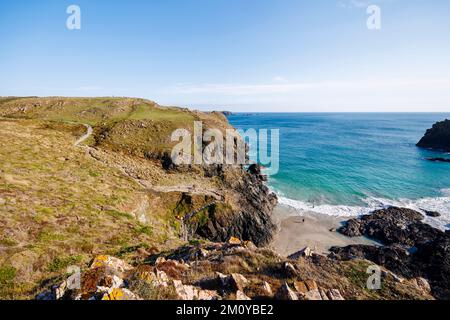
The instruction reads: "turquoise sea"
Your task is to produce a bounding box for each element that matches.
[227,113,450,230]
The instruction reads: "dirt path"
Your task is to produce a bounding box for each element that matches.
[74,124,93,146]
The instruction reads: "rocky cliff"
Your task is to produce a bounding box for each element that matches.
[417,119,450,152]
[334,207,450,299]
[36,237,433,301]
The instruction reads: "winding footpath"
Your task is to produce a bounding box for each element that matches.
[74,124,93,146]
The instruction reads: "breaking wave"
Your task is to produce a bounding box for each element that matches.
[277,193,450,231]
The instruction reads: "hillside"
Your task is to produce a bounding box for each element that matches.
[0,97,439,301]
[0,97,276,299]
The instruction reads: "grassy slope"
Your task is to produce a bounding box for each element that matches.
[0,97,231,299]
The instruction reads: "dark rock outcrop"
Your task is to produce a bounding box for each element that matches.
[424,210,441,217]
[417,119,450,152]
[338,207,429,246]
[333,206,450,299]
[193,164,277,247]
[426,157,450,163]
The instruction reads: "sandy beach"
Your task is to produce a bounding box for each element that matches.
[270,204,379,256]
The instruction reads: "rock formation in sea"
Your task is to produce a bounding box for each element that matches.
[426,157,450,163]
[417,119,450,152]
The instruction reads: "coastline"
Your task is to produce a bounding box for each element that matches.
[269,204,379,256]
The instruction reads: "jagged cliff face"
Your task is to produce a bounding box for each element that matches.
[0,97,277,298]
[417,119,450,152]
[192,165,277,246]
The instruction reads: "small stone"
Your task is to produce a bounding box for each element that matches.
[53,281,67,300]
[196,289,219,300]
[156,269,169,283]
[294,281,308,294]
[199,248,209,258]
[327,289,345,300]
[305,280,318,291]
[411,277,431,294]
[424,210,441,217]
[216,272,229,287]
[96,286,111,294]
[288,247,313,260]
[243,241,257,250]
[173,280,218,300]
[155,257,166,265]
[236,290,251,300]
[110,275,124,289]
[230,273,249,291]
[36,291,55,300]
[261,281,273,296]
[173,280,196,300]
[284,262,298,277]
[304,289,322,300]
[228,237,242,245]
[382,270,404,283]
[275,283,298,300]
[319,288,329,300]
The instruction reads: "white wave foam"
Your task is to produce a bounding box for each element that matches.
[277,194,450,230]
[441,188,450,196]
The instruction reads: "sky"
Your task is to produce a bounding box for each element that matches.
[0,0,449,112]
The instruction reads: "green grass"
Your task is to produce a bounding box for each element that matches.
[0,237,18,247]
[0,266,16,284]
[135,224,153,236]
[105,209,133,220]
[37,231,66,243]
[128,104,194,122]
[47,255,83,273]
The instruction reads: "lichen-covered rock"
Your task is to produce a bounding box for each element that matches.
[90,255,133,275]
[228,237,242,245]
[102,288,141,300]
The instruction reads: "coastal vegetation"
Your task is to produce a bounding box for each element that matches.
[0,97,448,300]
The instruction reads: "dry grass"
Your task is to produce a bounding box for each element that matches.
[0,118,188,298]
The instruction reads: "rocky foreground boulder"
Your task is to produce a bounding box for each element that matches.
[333,207,450,299]
[36,237,433,301]
[417,119,450,152]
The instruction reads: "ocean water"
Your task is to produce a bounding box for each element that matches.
[227,113,450,230]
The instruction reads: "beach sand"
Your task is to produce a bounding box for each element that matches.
[270,204,378,257]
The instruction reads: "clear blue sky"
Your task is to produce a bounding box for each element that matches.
[1,0,449,112]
